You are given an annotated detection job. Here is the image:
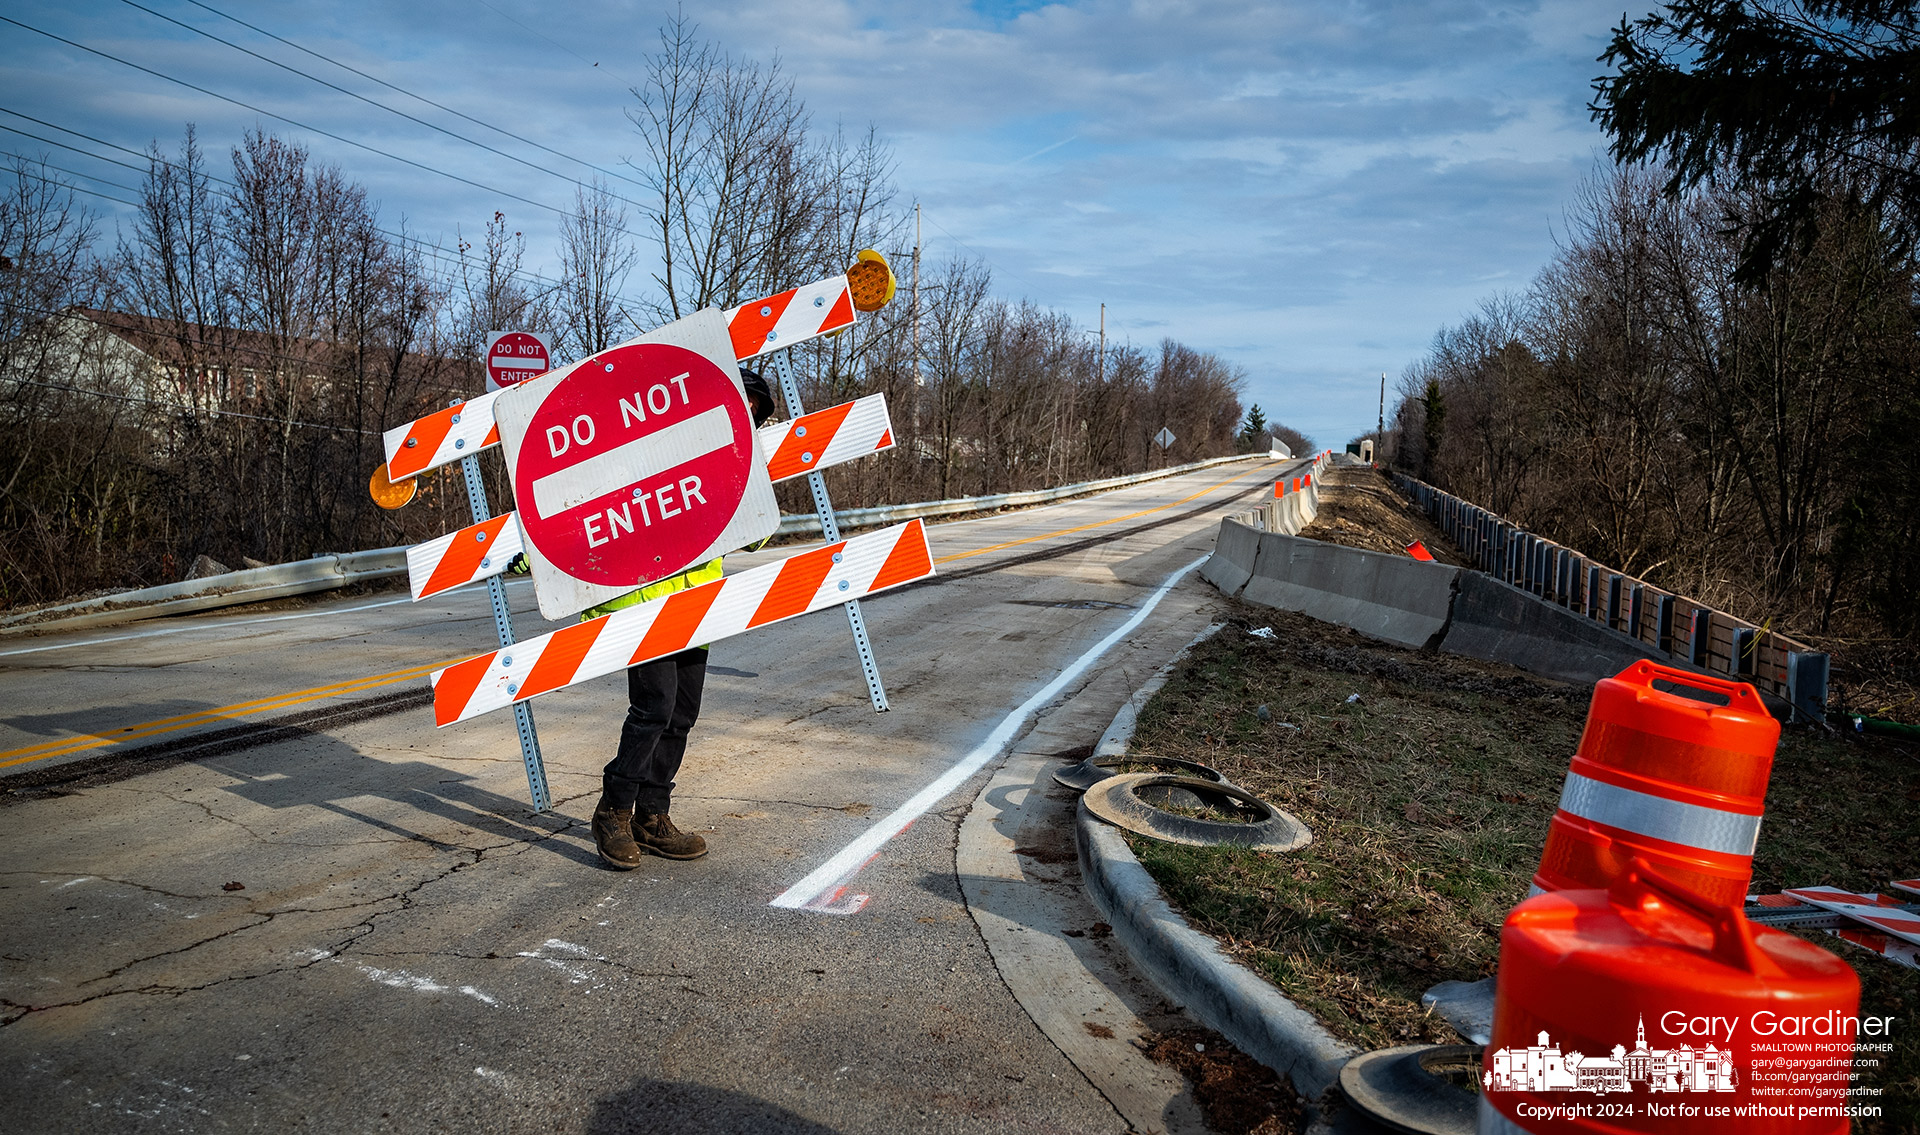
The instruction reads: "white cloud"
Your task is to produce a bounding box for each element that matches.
[1,0,1619,443]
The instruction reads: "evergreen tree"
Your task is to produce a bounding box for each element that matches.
[1594,0,1920,275]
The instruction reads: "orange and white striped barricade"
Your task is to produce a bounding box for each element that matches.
[431,520,932,727]
[404,394,895,602]
[1533,661,1779,907]
[1784,887,1920,947]
[381,258,905,808]
[381,273,861,483]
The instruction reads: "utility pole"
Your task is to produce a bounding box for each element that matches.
[1098,303,1106,384]
[1377,371,1386,453]
[911,203,922,388]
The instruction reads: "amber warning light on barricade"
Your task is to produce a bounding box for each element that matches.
[847,250,896,312]
[369,463,416,510]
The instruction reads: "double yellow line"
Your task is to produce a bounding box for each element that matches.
[933,461,1273,565]
[0,660,447,772]
[2,461,1276,773]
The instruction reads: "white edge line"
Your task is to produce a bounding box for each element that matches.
[768,551,1210,910]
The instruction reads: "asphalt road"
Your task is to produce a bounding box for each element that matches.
[0,456,1291,1135]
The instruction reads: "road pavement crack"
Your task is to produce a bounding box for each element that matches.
[0,869,216,901]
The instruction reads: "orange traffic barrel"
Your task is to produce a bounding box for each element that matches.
[1482,862,1860,1133]
[1534,661,1778,907]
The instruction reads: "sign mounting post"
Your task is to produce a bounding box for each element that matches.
[767,349,890,712]
[454,428,551,812]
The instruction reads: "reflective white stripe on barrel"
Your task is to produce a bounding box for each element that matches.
[1556,771,1762,856]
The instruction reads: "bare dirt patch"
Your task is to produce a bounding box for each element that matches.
[1143,1026,1301,1135]
[1299,464,1469,566]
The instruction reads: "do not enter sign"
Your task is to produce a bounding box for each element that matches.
[492,310,779,620]
[486,330,552,392]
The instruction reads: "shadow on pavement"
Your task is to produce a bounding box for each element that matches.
[2,699,212,738]
[208,725,598,866]
[587,1078,844,1135]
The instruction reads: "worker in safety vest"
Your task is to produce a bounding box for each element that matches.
[585,367,778,869]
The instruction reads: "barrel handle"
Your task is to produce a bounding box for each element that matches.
[1618,659,1764,712]
[1609,858,1786,978]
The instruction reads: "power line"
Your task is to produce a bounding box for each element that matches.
[118,0,655,215]
[469,0,640,88]
[0,108,648,309]
[180,0,649,194]
[0,14,580,224]
[0,149,143,201]
[0,126,548,302]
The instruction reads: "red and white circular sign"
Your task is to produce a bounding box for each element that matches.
[486,331,551,392]
[511,341,755,586]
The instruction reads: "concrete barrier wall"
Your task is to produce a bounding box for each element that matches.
[1238,529,1457,650]
[1204,518,1738,696]
[1441,569,1672,689]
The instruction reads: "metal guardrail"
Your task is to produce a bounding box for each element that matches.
[2,454,1278,635]
[0,550,408,636]
[1390,472,1828,722]
[773,452,1275,536]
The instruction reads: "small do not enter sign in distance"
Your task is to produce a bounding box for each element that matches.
[493,310,779,621]
[486,330,552,392]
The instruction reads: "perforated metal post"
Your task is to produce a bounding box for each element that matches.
[766,350,891,712]
[458,448,552,811]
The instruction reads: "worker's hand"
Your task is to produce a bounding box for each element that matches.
[507,553,530,575]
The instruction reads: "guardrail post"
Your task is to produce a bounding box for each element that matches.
[1606,575,1623,631]
[1556,551,1573,607]
[1586,565,1602,620]
[1731,627,1756,677]
[1656,595,1675,654]
[768,350,891,713]
[1786,652,1829,724]
[456,449,551,813]
[1690,609,1712,668]
[1627,583,1643,642]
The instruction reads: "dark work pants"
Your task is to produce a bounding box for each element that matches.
[601,648,706,815]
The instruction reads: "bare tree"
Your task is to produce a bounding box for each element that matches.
[628,12,819,321]
[555,179,638,360]
[455,210,546,357]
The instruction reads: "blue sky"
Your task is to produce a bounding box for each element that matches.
[1,0,1623,448]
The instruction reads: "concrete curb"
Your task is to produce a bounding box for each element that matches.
[1074,625,1359,1102]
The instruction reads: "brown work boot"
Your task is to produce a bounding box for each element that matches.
[634,812,708,860]
[592,801,643,870]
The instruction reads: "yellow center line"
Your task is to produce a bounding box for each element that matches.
[933,461,1274,565]
[4,460,1280,773]
[0,659,451,771]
